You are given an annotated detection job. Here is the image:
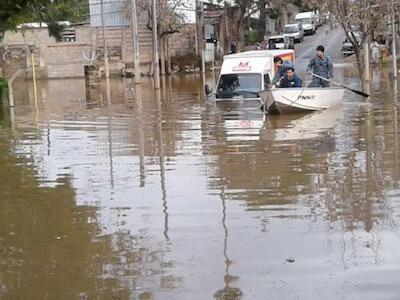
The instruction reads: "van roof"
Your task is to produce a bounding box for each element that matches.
[284,23,299,28]
[295,11,314,18]
[221,50,295,75]
[268,35,284,39]
[223,50,294,60]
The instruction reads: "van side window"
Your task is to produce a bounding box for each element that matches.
[264,74,271,87]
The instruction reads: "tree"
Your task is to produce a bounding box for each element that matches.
[312,0,390,88]
[227,0,258,50]
[0,0,88,41]
[134,0,186,74]
[0,0,30,39]
[258,0,304,38]
[137,0,185,36]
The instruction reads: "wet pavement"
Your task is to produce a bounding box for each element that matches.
[2,32,400,299]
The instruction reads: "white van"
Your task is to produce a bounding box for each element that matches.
[205,50,295,100]
[295,12,317,35]
[283,23,304,43]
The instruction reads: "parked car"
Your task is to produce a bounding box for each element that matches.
[341,34,362,57]
[283,23,304,43]
[341,39,355,56]
[267,35,286,49]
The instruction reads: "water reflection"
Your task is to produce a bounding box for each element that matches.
[155,85,169,241]
[0,136,124,299]
[2,71,400,298]
[214,189,242,300]
[135,84,146,187]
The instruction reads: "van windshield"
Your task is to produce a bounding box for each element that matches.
[297,18,311,24]
[216,73,261,98]
[283,26,298,33]
[269,38,284,43]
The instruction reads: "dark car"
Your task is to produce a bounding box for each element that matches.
[341,34,362,57]
[341,39,355,56]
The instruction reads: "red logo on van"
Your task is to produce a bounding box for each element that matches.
[233,61,251,72]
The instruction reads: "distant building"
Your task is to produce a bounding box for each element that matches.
[89,0,129,27]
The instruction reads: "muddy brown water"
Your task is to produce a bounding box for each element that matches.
[1,71,400,300]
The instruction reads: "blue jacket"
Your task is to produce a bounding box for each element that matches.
[280,75,302,88]
[307,55,333,79]
[271,60,293,85]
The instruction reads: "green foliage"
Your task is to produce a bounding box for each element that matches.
[0,78,7,88]
[266,7,280,19]
[0,0,89,40]
[0,78,7,105]
[249,17,260,30]
[245,30,260,44]
[0,78,7,91]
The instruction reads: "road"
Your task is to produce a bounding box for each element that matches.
[293,24,346,76]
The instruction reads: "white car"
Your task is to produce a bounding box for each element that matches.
[267,35,286,49]
[283,23,304,43]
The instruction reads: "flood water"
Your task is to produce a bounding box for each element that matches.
[1,70,400,299]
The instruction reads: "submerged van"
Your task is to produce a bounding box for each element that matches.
[206,50,295,100]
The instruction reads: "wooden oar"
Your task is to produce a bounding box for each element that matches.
[312,73,369,98]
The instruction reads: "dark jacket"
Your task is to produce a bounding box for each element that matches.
[279,75,302,88]
[306,55,333,79]
[271,61,293,85]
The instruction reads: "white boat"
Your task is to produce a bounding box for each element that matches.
[259,87,345,114]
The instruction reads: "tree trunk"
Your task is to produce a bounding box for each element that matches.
[259,2,267,40]
[354,46,365,88]
[363,38,370,82]
[224,11,229,54]
[237,15,245,51]
[277,6,288,33]
[165,36,172,74]
[160,35,166,75]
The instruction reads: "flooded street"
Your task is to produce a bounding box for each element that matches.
[2,67,400,299]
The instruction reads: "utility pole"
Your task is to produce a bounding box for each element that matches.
[130,0,141,83]
[363,9,370,83]
[363,36,370,82]
[392,0,398,78]
[152,0,160,88]
[198,1,206,85]
[100,0,110,78]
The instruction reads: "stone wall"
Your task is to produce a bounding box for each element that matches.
[0,27,93,79]
[0,23,196,79]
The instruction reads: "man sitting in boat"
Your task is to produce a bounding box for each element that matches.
[279,67,302,88]
[271,57,293,87]
[306,45,333,87]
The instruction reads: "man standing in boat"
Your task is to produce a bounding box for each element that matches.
[279,67,302,88]
[307,45,333,87]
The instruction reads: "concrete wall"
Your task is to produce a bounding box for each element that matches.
[0,24,196,79]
